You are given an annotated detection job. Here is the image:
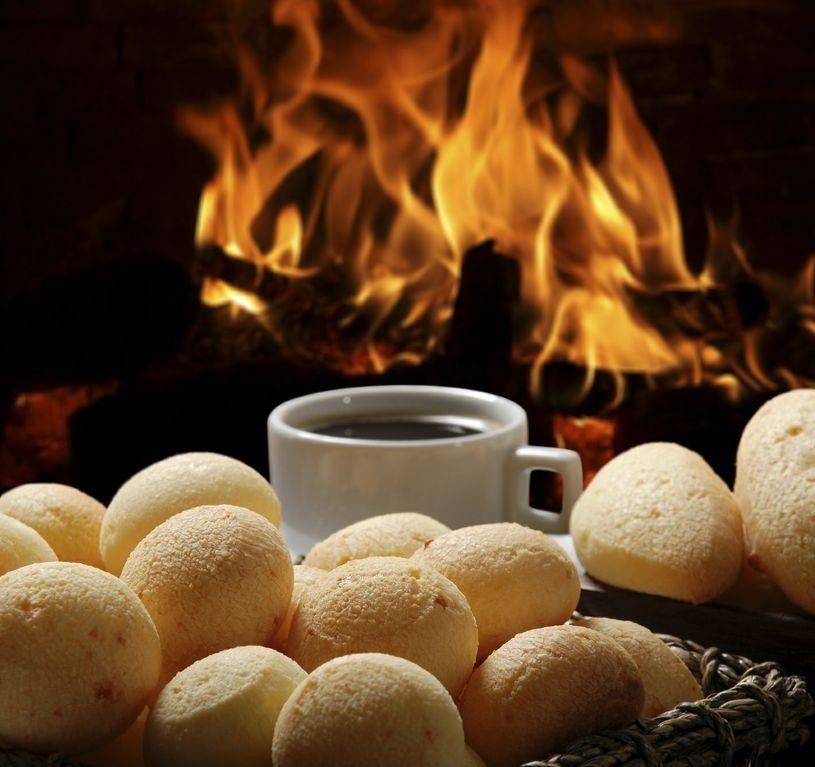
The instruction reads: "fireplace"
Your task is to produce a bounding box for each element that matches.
[1,0,813,506]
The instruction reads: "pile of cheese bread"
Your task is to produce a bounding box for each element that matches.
[0,389,810,767]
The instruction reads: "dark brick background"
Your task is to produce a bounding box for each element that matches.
[0,0,236,299]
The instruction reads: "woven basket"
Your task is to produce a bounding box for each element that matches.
[529,631,814,767]
[1,629,812,767]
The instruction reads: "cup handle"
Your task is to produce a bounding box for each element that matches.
[506,446,583,534]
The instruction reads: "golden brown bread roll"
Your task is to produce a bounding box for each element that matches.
[0,483,105,568]
[570,442,743,603]
[572,616,702,717]
[735,389,815,613]
[304,512,450,570]
[273,653,466,767]
[717,558,806,614]
[458,625,644,767]
[101,452,282,575]
[0,513,57,576]
[120,505,293,686]
[286,556,477,696]
[144,646,306,767]
[79,707,147,767]
[411,522,579,658]
[0,562,160,755]
[270,564,325,650]
[461,745,487,767]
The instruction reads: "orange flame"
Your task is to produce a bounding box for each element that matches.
[181,0,815,402]
[201,277,267,316]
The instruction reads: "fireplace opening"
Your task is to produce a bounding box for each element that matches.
[1,0,813,506]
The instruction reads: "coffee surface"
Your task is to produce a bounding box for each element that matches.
[309,417,485,441]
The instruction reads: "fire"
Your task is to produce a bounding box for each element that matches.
[181,0,815,402]
[201,277,267,317]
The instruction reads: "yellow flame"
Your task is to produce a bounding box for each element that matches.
[181,0,815,399]
[201,277,267,316]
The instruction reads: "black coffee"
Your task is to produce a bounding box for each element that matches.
[310,416,485,441]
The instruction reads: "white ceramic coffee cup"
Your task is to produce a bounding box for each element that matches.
[268,385,582,556]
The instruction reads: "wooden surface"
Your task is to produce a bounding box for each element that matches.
[578,575,815,683]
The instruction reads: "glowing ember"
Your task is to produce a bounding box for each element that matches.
[553,414,616,487]
[0,384,118,488]
[201,276,268,317]
[180,0,815,402]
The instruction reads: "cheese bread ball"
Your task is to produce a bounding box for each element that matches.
[273,653,466,767]
[718,559,806,614]
[304,512,450,570]
[0,562,161,754]
[570,442,743,603]
[144,646,306,767]
[412,523,579,658]
[271,565,325,650]
[735,389,815,613]
[286,556,477,695]
[573,616,702,717]
[462,745,487,767]
[459,625,644,767]
[0,513,57,576]
[101,452,281,574]
[79,707,147,767]
[120,505,293,686]
[0,483,106,568]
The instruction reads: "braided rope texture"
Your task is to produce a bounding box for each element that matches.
[1,631,812,767]
[526,634,815,767]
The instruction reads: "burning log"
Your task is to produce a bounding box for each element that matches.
[194,244,292,303]
[632,277,768,340]
[66,242,521,499]
[194,246,313,322]
[443,240,522,396]
[194,239,524,385]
